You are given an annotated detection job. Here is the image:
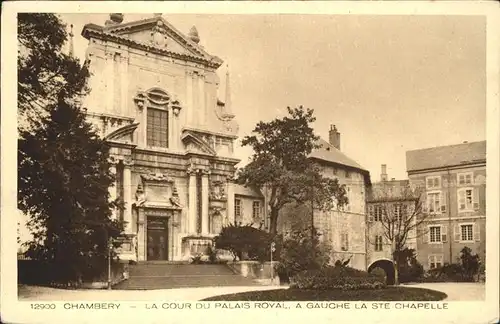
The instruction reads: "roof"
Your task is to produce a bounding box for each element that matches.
[309,138,368,173]
[406,140,486,172]
[234,184,264,198]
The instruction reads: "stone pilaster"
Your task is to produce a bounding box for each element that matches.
[227,180,235,225]
[123,158,133,234]
[137,208,145,261]
[201,169,210,234]
[105,51,114,114]
[120,53,129,117]
[198,73,206,126]
[188,168,197,234]
[108,160,117,220]
[186,71,194,125]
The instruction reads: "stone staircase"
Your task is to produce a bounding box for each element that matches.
[113,263,262,290]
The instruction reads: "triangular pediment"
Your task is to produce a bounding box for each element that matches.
[102,16,215,62]
[181,130,217,156]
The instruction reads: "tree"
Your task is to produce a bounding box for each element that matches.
[275,227,331,281]
[236,106,348,235]
[393,248,424,283]
[460,246,480,282]
[18,13,88,129]
[17,13,123,285]
[367,184,428,285]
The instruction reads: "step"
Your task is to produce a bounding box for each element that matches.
[128,264,235,277]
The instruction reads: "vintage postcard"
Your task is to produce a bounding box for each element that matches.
[1,1,499,324]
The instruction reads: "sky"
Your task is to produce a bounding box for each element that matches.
[60,13,486,182]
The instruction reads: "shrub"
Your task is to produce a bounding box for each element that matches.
[421,247,481,283]
[291,266,386,290]
[275,227,330,281]
[370,267,387,280]
[214,223,272,262]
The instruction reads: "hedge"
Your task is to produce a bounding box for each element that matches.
[291,266,386,290]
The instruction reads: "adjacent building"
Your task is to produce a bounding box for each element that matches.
[278,125,371,271]
[80,13,241,261]
[406,141,486,270]
[365,165,418,283]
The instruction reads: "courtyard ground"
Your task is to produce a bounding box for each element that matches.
[402,282,485,301]
[17,284,285,301]
[18,282,485,301]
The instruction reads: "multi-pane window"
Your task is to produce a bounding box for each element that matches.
[374,206,385,221]
[234,199,242,222]
[341,233,349,251]
[458,173,473,186]
[426,176,441,189]
[429,226,442,243]
[333,168,338,176]
[147,108,168,148]
[427,192,441,213]
[428,254,443,269]
[374,235,383,251]
[252,201,261,220]
[393,204,404,222]
[460,224,474,242]
[458,188,474,211]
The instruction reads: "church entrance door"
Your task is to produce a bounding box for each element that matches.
[146,217,169,261]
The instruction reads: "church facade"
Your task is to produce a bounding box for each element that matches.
[81,14,241,261]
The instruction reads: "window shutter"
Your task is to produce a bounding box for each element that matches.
[440,192,447,213]
[473,188,480,210]
[474,223,480,242]
[442,225,448,242]
[454,225,461,242]
[368,206,374,222]
[422,228,428,243]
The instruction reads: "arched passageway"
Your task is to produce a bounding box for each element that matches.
[368,259,395,285]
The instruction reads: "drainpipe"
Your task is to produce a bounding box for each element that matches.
[447,169,452,264]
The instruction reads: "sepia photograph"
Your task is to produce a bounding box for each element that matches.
[2,2,499,324]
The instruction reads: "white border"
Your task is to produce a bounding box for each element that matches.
[2,2,499,324]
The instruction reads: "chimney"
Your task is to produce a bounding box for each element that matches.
[329,125,341,150]
[381,164,388,182]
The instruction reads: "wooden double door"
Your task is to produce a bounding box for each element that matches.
[147,217,169,261]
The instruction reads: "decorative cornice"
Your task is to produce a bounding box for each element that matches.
[181,126,238,140]
[104,17,214,60]
[82,22,223,69]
